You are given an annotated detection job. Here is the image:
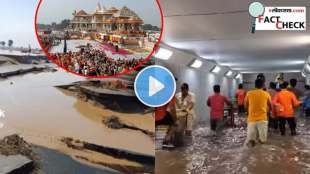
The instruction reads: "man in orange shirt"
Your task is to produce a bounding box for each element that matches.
[236,84,246,115]
[273,81,300,136]
[155,96,177,126]
[244,79,272,147]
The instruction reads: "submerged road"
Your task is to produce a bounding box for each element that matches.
[156,115,310,174]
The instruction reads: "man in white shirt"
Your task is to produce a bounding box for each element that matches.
[176,83,196,136]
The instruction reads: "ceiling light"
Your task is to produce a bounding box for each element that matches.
[225,70,233,77]
[154,48,173,60]
[304,63,310,73]
[235,74,241,79]
[190,59,203,68]
[297,36,310,45]
[211,66,221,73]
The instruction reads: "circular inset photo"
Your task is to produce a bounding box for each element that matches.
[35,0,163,78]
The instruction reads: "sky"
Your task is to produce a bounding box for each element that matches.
[0,0,40,48]
[37,0,161,27]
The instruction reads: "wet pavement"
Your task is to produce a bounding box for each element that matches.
[156,116,310,174]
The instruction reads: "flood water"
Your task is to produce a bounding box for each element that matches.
[156,116,310,174]
[0,68,154,171]
[34,146,119,174]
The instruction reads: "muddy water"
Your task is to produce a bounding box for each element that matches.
[0,70,154,156]
[156,116,310,174]
[34,146,120,174]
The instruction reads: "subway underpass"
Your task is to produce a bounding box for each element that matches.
[156,115,310,174]
[155,0,310,174]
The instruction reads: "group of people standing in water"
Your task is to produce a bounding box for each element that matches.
[155,73,310,148]
[209,74,307,147]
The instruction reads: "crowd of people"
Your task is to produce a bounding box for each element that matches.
[50,48,143,76]
[155,73,310,148]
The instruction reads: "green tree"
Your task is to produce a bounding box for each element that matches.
[60,19,71,28]
[0,41,5,47]
[8,40,13,47]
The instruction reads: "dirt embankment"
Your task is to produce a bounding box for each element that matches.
[54,80,155,173]
[0,66,57,79]
[56,80,148,113]
[56,81,154,136]
[0,134,37,174]
[0,134,154,174]
[104,116,154,138]
[0,134,35,160]
[62,137,154,174]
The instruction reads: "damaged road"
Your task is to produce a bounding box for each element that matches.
[0,65,57,79]
[103,116,154,138]
[56,80,147,113]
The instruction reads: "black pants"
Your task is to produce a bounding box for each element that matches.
[305,109,310,117]
[156,112,174,126]
[238,105,245,114]
[279,117,296,135]
[269,116,279,130]
[210,119,218,131]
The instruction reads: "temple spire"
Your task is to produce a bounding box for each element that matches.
[96,2,102,11]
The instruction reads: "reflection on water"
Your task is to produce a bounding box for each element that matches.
[0,108,5,118]
[156,117,310,174]
[34,145,119,174]
[0,70,153,155]
[0,108,5,129]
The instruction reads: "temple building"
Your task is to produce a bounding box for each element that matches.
[70,3,145,37]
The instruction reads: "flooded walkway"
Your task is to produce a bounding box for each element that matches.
[156,116,310,174]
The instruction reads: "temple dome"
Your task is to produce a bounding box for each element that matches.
[115,6,140,19]
[75,10,89,16]
[95,2,106,13]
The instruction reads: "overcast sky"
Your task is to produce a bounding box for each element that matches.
[0,0,40,48]
[37,0,161,27]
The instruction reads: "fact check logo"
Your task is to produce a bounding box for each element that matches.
[249,2,306,31]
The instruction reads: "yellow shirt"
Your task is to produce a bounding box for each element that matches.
[245,89,271,123]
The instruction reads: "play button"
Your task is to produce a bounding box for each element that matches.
[149,76,165,97]
[134,65,176,107]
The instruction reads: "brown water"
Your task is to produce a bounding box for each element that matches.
[156,116,310,174]
[0,69,154,157]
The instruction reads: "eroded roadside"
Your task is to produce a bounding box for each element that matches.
[0,59,154,173]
